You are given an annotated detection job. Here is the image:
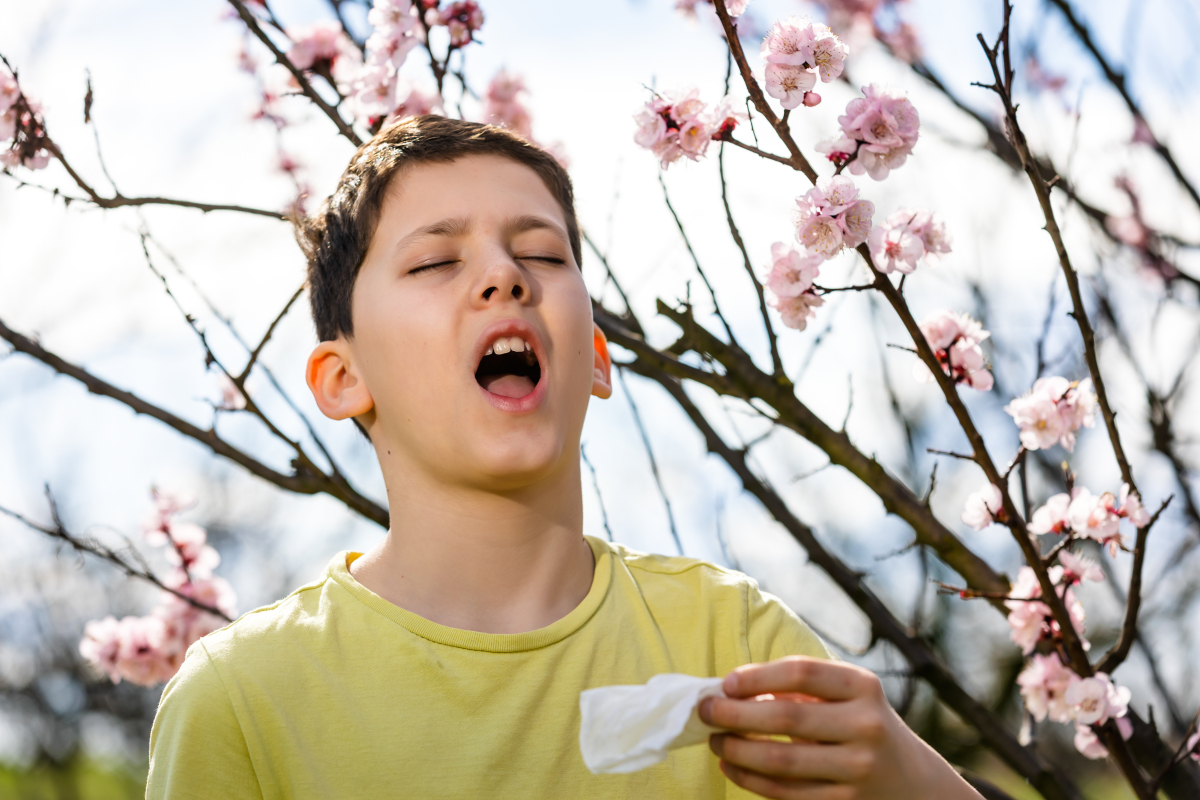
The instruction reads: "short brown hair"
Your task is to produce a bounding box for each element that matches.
[296,115,583,342]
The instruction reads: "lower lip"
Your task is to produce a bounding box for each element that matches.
[478,372,548,413]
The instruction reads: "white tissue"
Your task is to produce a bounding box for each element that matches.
[579,673,727,774]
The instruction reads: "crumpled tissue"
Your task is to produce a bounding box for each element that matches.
[579,673,727,774]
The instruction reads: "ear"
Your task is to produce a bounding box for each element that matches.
[306,339,376,421]
[591,323,613,400]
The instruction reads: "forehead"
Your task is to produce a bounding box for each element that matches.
[379,154,567,236]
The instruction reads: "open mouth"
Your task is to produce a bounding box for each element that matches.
[475,336,542,399]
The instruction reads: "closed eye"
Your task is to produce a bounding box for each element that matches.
[517,256,566,265]
[408,260,457,275]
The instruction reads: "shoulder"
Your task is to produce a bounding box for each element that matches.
[593,537,832,663]
[192,568,335,676]
[599,537,760,603]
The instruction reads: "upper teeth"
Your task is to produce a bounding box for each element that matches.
[486,336,527,356]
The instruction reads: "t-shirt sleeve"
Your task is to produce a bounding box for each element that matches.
[745,583,835,663]
[146,643,262,800]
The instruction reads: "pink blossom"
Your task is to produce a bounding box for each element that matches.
[915,310,992,391]
[438,1,484,47]
[1074,724,1108,760]
[907,209,952,261]
[1004,376,1096,452]
[1065,672,1130,726]
[0,70,19,116]
[962,484,1005,530]
[484,70,532,140]
[1067,487,1123,553]
[770,292,825,331]
[868,210,926,274]
[1058,550,1103,584]
[760,17,846,110]
[815,135,857,168]
[79,616,123,683]
[765,244,825,331]
[1017,652,1074,723]
[1118,483,1150,528]
[633,89,746,169]
[1005,567,1053,654]
[765,64,816,110]
[794,175,873,257]
[216,372,246,411]
[286,21,362,92]
[765,243,822,298]
[837,84,920,180]
[1028,493,1071,535]
[1186,731,1200,763]
[346,0,423,126]
[1005,566,1088,654]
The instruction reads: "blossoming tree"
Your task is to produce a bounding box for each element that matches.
[2,0,1200,796]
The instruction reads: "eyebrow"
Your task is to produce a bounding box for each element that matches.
[394,214,568,254]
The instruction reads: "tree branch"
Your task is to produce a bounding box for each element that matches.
[226,0,363,146]
[623,359,1083,800]
[0,496,231,621]
[0,317,389,528]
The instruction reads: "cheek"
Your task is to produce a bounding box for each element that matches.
[357,290,458,410]
[547,275,597,386]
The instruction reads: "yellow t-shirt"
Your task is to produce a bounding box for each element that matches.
[146,536,830,799]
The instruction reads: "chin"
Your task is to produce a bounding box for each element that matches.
[462,434,572,492]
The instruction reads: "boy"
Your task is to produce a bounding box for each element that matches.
[146,116,982,799]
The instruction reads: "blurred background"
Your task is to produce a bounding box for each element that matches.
[1,0,1198,797]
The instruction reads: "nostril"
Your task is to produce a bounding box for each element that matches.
[483,286,497,300]
[511,285,523,299]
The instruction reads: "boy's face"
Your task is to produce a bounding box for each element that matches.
[311,155,608,493]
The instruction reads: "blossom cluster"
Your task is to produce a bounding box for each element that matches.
[484,70,532,140]
[78,490,237,687]
[0,67,49,171]
[428,0,485,47]
[1018,651,1132,759]
[285,19,364,95]
[1005,560,1094,654]
[761,17,848,110]
[1029,483,1148,555]
[794,175,874,257]
[345,0,436,128]
[1010,554,1134,760]
[817,84,920,180]
[915,310,993,391]
[765,243,825,330]
[867,208,950,274]
[633,89,746,168]
[1004,376,1097,452]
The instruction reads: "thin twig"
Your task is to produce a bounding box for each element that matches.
[580,445,614,542]
[657,171,738,347]
[718,143,783,376]
[0,499,231,621]
[615,366,683,555]
[0,317,388,527]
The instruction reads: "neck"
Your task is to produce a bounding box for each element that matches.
[350,453,595,634]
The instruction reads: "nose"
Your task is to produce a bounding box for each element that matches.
[472,253,532,308]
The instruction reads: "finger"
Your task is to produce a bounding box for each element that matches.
[727,656,878,701]
[702,696,860,741]
[719,760,844,800]
[712,734,866,782]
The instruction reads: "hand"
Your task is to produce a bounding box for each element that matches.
[697,656,983,800]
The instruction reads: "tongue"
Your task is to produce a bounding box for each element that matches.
[481,373,536,398]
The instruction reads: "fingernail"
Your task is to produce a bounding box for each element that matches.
[709,733,726,757]
[725,671,739,695]
[699,696,714,724]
